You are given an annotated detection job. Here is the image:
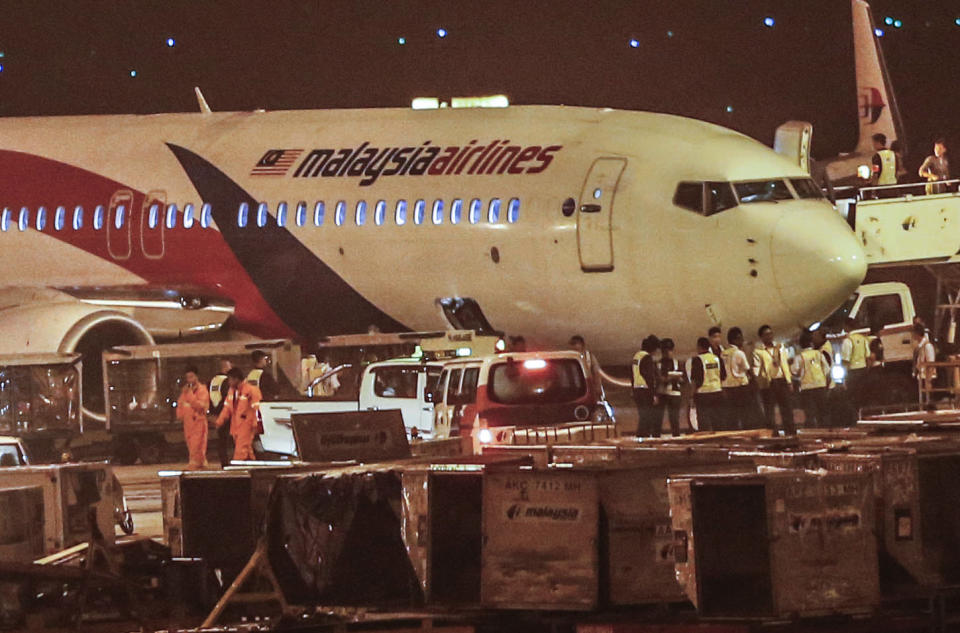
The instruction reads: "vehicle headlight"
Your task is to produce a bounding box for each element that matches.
[831,365,846,382]
[478,428,493,444]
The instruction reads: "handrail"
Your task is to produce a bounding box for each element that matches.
[833,179,960,201]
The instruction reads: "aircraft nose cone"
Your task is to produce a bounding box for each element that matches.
[770,208,866,326]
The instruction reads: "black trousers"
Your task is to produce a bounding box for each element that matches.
[725,384,764,430]
[760,379,796,435]
[694,392,725,432]
[217,418,233,468]
[800,387,829,428]
[633,389,660,437]
[654,395,682,436]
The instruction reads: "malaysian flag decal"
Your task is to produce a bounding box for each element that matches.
[251,149,304,176]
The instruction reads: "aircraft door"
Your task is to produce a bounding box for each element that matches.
[577,157,626,272]
[107,190,133,260]
[140,190,166,259]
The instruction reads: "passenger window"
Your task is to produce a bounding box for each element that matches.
[432,199,444,224]
[256,202,268,227]
[54,206,65,231]
[91,206,103,231]
[165,204,178,229]
[855,294,905,330]
[18,207,29,231]
[451,199,463,224]
[314,201,325,226]
[200,203,212,228]
[36,206,47,231]
[355,200,367,226]
[673,182,704,214]
[469,198,482,224]
[374,200,386,225]
[276,201,288,227]
[335,201,346,226]
[148,204,159,229]
[373,367,420,399]
[488,198,501,223]
[507,198,520,223]
[446,368,463,402]
[296,201,307,227]
[414,199,425,225]
[183,203,196,229]
[238,202,249,228]
[395,200,408,225]
[115,205,126,229]
[0,208,8,232]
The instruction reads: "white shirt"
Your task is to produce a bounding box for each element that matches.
[727,347,751,380]
[914,335,936,379]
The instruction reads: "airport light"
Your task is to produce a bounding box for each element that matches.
[478,428,493,444]
[397,36,406,45]
[725,105,734,113]
[666,30,674,38]
[523,359,547,370]
[884,17,893,25]
[451,94,509,108]
[166,37,175,47]
[763,17,775,27]
[893,19,902,28]
[436,28,447,38]
[129,70,137,78]
[629,38,639,48]
[874,28,884,37]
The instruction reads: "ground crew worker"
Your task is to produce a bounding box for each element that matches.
[841,318,869,411]
[687,337,726,433]
[721,327,762,430]
[754,325,795,435]
[216,367,262,462]
[247,350,279,401]
[632,335,661,437]
[209,359,233,468]
[919,138,950,194]
[708,326,724,357]
[177,366,210,470]
[570,335,604,401]
[814,328,848,427]
[656,338,685,437]
[871,133,897,195]
[791,330,830,428]
[912,322,937,398]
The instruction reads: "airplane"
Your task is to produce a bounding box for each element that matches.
[0,101,866,421]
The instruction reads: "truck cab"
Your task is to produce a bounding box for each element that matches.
[823,282,917,366]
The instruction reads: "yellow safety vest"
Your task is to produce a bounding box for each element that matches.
[246,368,263,387]
[877,149,897,185]
[799,349,827,391]
[757,343,791,387]
[697,353,723,394]
[209,374,227,408]
[848,333,868,370]
[720,347,749,388]
[632,350,650,389]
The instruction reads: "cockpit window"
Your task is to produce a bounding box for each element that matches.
[673,181,738,216]
[734,180,794,203]
[706,182,737,214]
[790,178,825,199]
[673,183,704,214]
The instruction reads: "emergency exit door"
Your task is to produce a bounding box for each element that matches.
[577,158,626,272]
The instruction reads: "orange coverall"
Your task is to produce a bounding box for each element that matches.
[176,383,210,469]
[215,382,262,462]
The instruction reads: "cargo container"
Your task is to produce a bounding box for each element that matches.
[668,470,879,619]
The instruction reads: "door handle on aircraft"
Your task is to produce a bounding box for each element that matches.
[580,204,601,213]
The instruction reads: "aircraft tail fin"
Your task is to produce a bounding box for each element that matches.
[194,86,212,114]
[852,0,905,154]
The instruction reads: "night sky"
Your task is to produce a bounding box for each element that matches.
[1,1,957,172]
